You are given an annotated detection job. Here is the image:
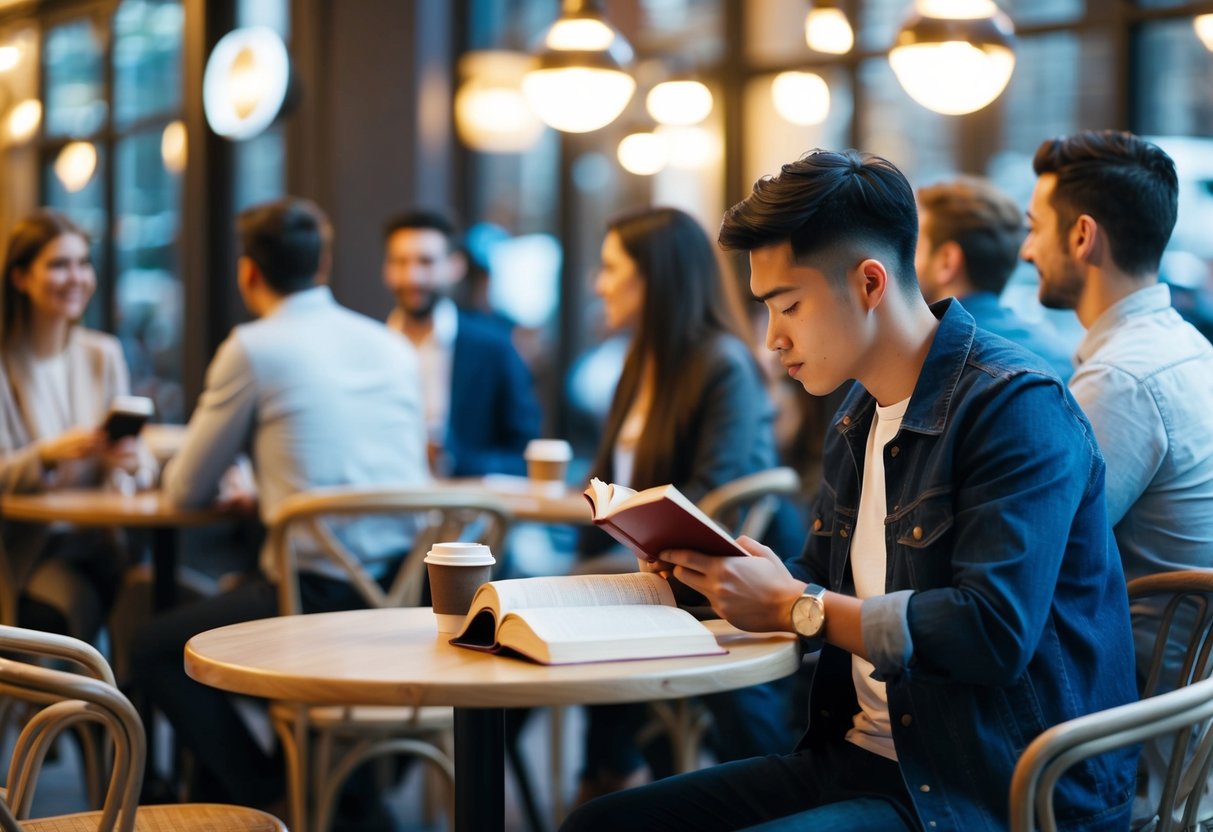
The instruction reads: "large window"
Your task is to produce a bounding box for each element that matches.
[37,0,186,420]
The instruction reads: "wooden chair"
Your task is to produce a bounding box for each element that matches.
[1010,569,1213,832]
[0,624,285,832]
[265,486,512,832]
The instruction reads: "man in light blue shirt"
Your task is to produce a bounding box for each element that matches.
[1023,130,1213,826]
[915,175,1076,381]
[132,198,428,815]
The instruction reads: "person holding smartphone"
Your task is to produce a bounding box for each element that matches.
[0,208,157,643]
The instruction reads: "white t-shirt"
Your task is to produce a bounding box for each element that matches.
[846,394,909,762]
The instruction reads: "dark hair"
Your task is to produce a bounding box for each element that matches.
[235,197,330,294]
[382,209,461,252]
[1032,130,1178,277]
[719,149,920,293]
[593,207,751,490]
[918,176,1025,294]
[2,208,90,341]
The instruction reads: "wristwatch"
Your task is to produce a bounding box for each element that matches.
[791,583,828,638]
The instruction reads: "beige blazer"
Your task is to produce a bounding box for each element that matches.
[0,327,156,623]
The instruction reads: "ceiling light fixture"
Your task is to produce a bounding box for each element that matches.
[805,1,854,55]
[522,0,636,133]
[889,0,1015,116]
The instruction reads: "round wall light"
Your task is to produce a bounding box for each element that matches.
[771,72,831,126]
[203,26,290,140]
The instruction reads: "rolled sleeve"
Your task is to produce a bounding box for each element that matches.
[863,589,915,679]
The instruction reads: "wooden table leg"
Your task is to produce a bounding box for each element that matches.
[455,707,505,832]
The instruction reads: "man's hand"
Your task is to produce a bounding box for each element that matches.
[659,536,807,633]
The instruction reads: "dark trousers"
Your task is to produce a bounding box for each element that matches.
[562,740,918,832]
[129,572,367,807]
[584,677,796,782]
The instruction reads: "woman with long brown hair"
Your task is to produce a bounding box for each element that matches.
[0,208,155,642]
[578,206,803,799]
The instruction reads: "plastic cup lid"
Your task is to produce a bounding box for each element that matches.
[424,541,495,566]
[525,439,572,462]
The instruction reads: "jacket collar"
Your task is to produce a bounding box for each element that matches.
[834,298,974,438]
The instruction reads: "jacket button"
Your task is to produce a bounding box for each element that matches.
[839,527,849,538]
[813,518,823,531]
[842,415,851,426]
[901,714,912,727]
[912,526,923,541]
[920,784,931,793]
[890,446,900,458]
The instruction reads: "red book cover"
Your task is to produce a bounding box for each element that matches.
[583,479,748,560]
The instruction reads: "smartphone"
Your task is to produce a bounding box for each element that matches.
[102,395,155,441]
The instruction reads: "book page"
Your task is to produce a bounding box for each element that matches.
[489,572,675,614]
[508,605,712,644]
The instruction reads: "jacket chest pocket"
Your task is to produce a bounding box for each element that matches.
[808,499,857,590]
[890,490,954,589]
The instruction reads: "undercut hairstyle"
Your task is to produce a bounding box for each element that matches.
[3,208,89,340]
[918,176,1025,294]
[1032,130,1178,277]
[236,198,330,295]
[382,209,461,252]
[719,149,920,294]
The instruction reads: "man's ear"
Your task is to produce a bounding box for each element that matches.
[1070,214,1099,263]
[934,240,964,286]
[854,258,889,311]
[236,256,260,293]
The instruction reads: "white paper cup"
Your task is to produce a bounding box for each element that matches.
[425,542,495,633]
[525,439,572,490]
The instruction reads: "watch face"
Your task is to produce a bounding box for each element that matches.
[793,594,824,637]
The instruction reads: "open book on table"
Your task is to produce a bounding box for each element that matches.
[450,572,726,665]
[583,477,749,560]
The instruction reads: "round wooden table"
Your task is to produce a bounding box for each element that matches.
[0,489,223,610]
[184,607,800,831]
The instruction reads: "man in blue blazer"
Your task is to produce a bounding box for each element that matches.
[915,176,1077,381]
[383,209,542,477]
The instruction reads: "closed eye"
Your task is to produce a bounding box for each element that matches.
[781,302,799,316]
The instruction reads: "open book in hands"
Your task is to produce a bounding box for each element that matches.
[584,477,749,561]
[450,572,726,665]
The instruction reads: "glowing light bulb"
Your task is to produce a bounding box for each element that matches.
[771,72,831,126]
[617,131,668,175]
[805,7,853,55]
[646,80,713,126]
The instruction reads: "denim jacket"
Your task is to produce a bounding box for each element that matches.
[788,299,1139,831]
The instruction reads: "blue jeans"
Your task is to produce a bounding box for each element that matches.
[561,740,917,832]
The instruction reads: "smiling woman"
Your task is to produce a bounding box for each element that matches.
[0,208,157,644]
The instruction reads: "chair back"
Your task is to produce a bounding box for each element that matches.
[1010,569,1213,832]
[267,486,513,615]
[698,467,801,541]
[0,625,144,832]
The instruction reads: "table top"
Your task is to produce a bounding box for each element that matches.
[439,475,591,525]
[184,607,800,709]
[0,489,223,527]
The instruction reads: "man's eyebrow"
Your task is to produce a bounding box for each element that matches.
[752,285,798,304]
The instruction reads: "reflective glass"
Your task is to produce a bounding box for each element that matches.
[234,127,286,210]
[114,128,184,420]
[113,0,184,129]
[1137,18,1213,341]
[43,146,108,330]
[44,19,106,137]
[999,0,1083,25]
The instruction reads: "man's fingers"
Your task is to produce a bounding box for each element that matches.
[736,535,781,563]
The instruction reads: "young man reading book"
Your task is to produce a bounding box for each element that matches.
[561,150,1140,832]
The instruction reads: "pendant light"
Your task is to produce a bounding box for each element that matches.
[805,1,854,55]
[522,0,636,134]
[1196,15,1213,52]
[889,0,1015,116]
